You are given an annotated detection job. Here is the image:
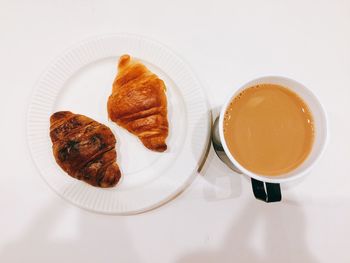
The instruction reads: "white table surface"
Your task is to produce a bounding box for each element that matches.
[1,0,350,262]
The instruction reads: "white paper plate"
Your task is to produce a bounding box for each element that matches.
[27,34,210,214]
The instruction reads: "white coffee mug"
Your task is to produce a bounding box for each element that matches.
[212,76,328,202]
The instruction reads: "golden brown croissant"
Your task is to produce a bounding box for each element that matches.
[49,111,121,187]
[107,54,169,152]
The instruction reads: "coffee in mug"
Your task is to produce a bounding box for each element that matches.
[213,76,328,203]
[223,83,314,176]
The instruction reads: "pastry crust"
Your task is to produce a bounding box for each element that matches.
[49,111,121,187]
[107,55,169,152]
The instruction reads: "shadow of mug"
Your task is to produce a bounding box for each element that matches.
[212,76,328,203]
[175,199,318,263]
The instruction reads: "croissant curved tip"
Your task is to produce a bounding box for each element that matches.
[118,54,131,70]
[143,139,167,152]
[153,144,167,152]
[99,163,122,188]
[50,111,73,124]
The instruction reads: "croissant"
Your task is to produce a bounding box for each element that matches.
[107,54,169,152]
[49,111,121,188]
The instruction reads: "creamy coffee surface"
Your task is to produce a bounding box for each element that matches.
[223,84,314,176]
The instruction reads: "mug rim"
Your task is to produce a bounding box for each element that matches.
[219,75,329,183]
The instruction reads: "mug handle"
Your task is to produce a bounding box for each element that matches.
[251,178,282,202]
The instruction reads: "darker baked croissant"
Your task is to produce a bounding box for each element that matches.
[107,54,169,152]
[49,111,121,187]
